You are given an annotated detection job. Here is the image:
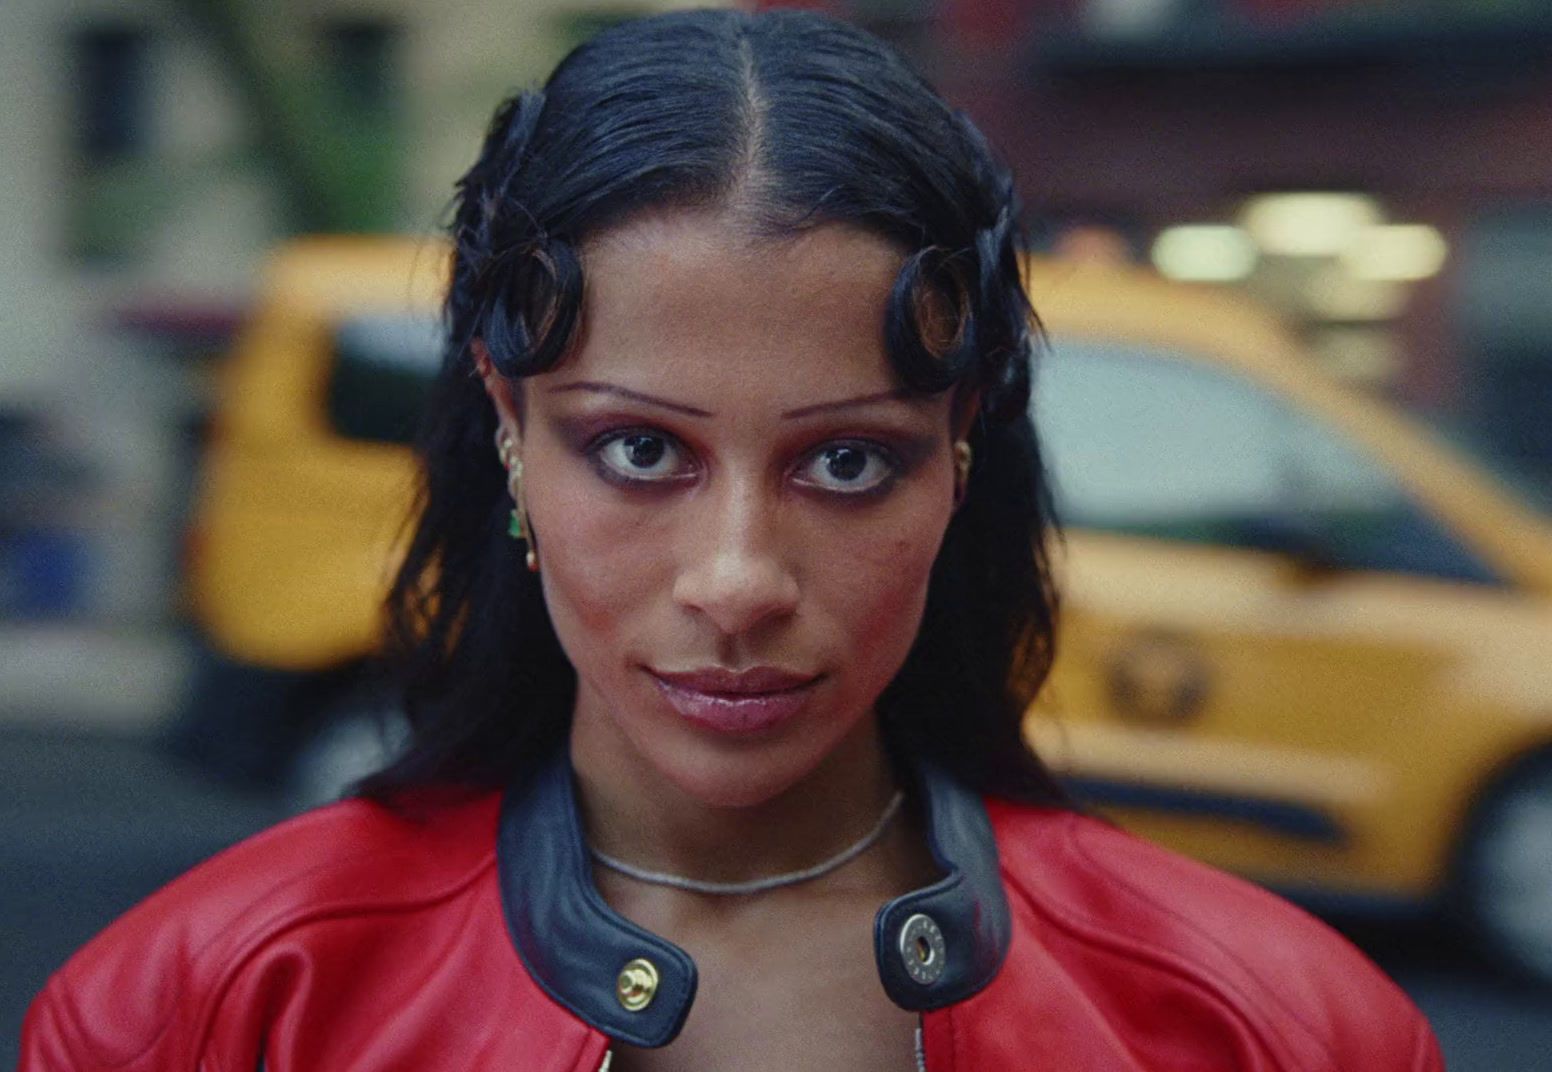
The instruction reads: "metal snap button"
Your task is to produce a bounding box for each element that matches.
[898,912,946,985]
[616,957,660,1011]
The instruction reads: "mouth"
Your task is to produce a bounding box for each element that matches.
[646,666,822,736]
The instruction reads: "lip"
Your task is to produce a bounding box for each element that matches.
[647,666,821,736]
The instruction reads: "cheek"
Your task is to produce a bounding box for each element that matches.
[527,466,669,662]
[803,496,950,671]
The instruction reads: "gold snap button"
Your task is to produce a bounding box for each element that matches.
[898,913,946,985]
[616,957,660,1011]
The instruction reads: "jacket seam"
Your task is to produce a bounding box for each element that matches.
[187,849,500,1065]
[51,957,175,1072]
[1002,871,1305,1069]
[1001,813,1341,1072]
[37,976,92,1071]
[59,844,499,1071]
[1062,819,1347,1070]
[566,1025,604,1072]
[46,930,178,1070]
[45,795,497,1070]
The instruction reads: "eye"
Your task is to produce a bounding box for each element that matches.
[594,431,690,483]
[795,442,897,495]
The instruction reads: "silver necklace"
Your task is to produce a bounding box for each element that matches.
[589,790,906,896]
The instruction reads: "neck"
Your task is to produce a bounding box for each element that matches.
[569,689,906,888]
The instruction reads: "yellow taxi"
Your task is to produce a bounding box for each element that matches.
[174,237,446,800]
[1022,258,1552,984]
[179,238,1552,982]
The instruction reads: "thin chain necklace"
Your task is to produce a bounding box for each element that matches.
[589,790,906,896]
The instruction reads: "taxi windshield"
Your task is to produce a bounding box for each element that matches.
[327,312,444,444]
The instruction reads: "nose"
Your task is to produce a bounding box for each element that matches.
[672,477,799,637]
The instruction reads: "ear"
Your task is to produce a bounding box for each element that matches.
[473,338,524,445]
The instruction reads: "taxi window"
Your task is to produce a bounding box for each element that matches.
[326,313,444,444]
[1034,340,1499,585]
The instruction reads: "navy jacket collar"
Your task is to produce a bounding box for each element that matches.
[495,750,1011,1048]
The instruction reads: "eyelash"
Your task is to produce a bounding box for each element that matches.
[585,428,694,489]
[797,440,903,498]
[583,428,904,498]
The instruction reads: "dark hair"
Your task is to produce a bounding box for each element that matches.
[360,8,1066,806]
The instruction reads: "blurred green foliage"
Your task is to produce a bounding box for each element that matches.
[176,0,398,234]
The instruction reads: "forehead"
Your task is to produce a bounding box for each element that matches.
[557,210,909,402]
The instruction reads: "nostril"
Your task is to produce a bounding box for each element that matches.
[672,549,799,635]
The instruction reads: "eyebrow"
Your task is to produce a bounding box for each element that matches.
[780,389,914,419]
[548,381,914,420]
[546,381,713,417]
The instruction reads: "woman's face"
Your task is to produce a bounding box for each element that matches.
[488,210,961,808]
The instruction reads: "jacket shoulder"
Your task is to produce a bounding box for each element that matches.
[986,802,1442,1072]
[21,792,501,1070]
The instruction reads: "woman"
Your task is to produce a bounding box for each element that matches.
[23,9,1441,1071]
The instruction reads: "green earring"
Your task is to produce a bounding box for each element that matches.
[496,428,538,571]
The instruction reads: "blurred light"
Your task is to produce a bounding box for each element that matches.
[1240,193,1381,257]
[1341,224,1449,282]
[1305,264,1408,322]
[1083,0,1184,39]
[1150,225,1258,282]
[1055,225,1134,265]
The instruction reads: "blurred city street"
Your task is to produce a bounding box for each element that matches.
[6,0,1552,1066]
[0,724,282,1065]
[2,684,1551,1067]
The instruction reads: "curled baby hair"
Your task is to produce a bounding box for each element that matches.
[364,6,1066,807]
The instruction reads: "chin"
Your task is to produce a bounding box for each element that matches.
[641,733,828,810]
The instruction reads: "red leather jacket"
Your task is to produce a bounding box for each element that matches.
[22,754,1442,1071]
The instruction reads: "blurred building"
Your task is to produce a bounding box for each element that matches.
[3,0,1549,638]
[0,0,729,636]
[769,0,1552,507]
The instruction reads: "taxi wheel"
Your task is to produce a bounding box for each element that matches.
[1458,753,1552,987]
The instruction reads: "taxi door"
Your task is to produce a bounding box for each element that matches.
[1027,338,1506,900]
